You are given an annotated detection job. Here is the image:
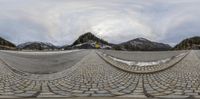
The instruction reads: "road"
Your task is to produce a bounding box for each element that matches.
[0,50,199,99]
[0,50,90,74]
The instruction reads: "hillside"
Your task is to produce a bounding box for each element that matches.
[0,37,16,50]
[174,36,200,50]
[66,32,112,49]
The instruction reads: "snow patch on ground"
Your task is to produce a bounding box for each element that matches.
[107,52,186,67]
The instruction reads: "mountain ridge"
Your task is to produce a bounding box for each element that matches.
[0,33,199,51]
[114,37,172,51]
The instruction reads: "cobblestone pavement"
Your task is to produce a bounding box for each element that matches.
[0,50,199,98]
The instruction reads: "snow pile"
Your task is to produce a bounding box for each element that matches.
[108,56,134,66]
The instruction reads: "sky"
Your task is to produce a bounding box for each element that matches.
[0,0,199,46]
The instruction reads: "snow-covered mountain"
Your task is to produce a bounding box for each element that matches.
[114,38,172,51]
[17,42,58,50]
[64,32,112,49]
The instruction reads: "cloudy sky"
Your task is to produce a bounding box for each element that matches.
[0,0,199,46]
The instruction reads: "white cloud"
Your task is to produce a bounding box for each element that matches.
[0,0,199,46]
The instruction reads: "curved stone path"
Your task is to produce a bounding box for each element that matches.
[0,50,199,98]
[97,51,188,74]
